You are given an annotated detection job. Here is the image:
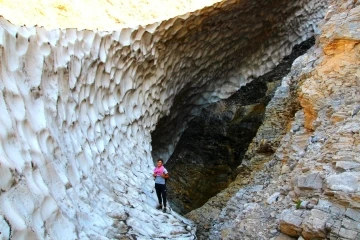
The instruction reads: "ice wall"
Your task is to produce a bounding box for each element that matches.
[0,0,328,239]
[0,17,195,240]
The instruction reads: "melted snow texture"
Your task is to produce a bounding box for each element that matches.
[0,0,327,238]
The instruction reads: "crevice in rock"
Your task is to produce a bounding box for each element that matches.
[152,37,315,215]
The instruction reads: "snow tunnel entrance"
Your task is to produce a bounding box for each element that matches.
[151,37,315,215]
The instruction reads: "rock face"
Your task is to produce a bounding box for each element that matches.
[165,38,315,215]
[187,1,360,240]
[0,0,329,239]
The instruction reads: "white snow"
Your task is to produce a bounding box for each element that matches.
[0,0,326,237]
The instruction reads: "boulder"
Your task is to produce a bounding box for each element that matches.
[279,210,303,237]
[301,209,330,239]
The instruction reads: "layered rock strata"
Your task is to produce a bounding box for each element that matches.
[0,0,328,239]
[188,1,360,239]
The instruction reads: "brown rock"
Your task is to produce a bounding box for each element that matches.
[279,210,303,237]
[301,209,330,240]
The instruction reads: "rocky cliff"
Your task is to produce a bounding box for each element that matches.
[187,1,360,239]
[0,0,342,239]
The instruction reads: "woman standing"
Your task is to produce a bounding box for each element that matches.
[153,159,169,212]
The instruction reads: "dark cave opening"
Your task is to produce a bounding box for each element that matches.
[151,37,315,215]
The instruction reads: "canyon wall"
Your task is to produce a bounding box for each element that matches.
[0,0,328,239]
[187,1,360,239]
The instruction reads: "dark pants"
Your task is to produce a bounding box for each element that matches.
[155,183,167,207]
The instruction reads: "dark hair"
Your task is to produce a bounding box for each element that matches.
[157,159,163,163]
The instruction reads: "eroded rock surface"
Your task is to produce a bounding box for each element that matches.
[187,1,360,239]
